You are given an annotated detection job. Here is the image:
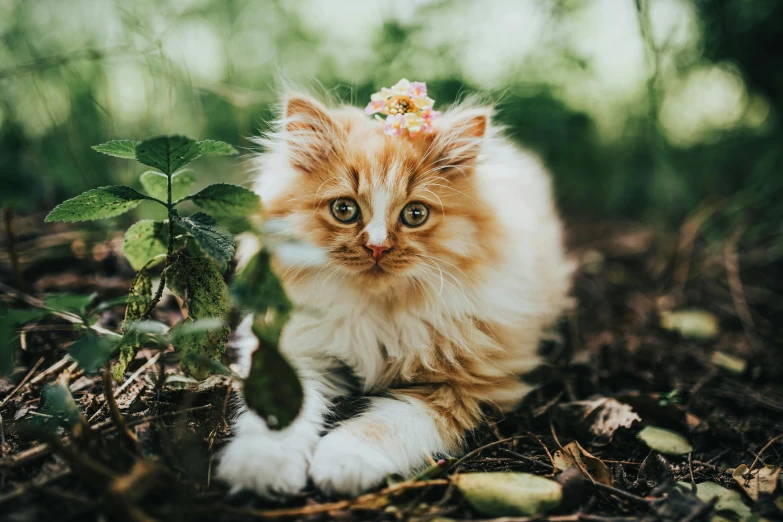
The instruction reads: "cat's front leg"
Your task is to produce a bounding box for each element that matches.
[216,377,331,497]
[309,389,479,496]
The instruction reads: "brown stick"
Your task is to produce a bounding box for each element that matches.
[0,356,44,410]
[102,369,139,454]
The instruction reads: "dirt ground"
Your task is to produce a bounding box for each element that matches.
[1,214,782,521]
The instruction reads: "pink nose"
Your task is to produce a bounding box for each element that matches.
[367,243,390,261]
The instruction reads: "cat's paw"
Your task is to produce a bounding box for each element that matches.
[309,429,397,496]
[216,433,311,498]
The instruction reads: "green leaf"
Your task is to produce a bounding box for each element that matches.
[68,331,118,374]
[45,293,96,314]
[170,319,226,380]
[188,183,260,217]
[243,322,303,429]
[454,473,563,517]
[45,186,153,222]
[122,220,169,271]
[140,170,196,202]
[176,212,235,265]
[637,425,694,455]
[166,255,230,321]
[41,380,83,429]
[92,140,140,159]
[197,140,238,156]
[231,249,291,315]
[135,135,201,175]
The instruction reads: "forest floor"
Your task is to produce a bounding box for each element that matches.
[1,214,782,521]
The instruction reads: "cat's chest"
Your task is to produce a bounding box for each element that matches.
[286,304,451,390]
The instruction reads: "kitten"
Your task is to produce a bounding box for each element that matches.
[216,92,574,497]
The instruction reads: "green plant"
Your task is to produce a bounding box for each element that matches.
[39,135,303,427]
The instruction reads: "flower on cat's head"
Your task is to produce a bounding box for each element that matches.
[365,79,439,138]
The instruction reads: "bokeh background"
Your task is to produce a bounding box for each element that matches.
[1,0,781,247]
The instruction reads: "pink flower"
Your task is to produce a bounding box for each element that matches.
[368,79,440,138]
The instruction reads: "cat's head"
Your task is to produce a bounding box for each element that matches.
[257,92,500,296]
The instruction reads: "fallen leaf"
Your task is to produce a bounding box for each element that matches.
[555,398,641,445]
[553,441,614,486]
[637,425,693,455]
[710,351,747,375]
[677,481,751,521]
[732,464,781,501]
[660,309,720,341]
[454,472,563,516]
[638,452,674,488]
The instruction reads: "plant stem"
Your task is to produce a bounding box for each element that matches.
[141,173,176,320]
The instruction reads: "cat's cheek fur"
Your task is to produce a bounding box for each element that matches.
[309,397,453,496]
[215,381,329,497]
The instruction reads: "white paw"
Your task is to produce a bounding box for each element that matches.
[309,429,397,496]
[216,431,311,498]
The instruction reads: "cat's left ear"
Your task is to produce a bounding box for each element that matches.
[282,93,342,174]
[431,108,489,175]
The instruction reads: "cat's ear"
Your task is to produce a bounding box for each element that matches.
[283,93,341,174]
[431,108,489,175]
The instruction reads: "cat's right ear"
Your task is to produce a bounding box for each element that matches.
[283,94,340,174]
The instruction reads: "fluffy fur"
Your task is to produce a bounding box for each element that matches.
[217,91,574,497]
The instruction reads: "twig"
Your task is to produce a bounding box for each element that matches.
[0,356,44,409]
[450,435,531,470]
[671,202,717,299]
[88,352,162,422]
[688,453,696,493]
[29,356,73,385]
[496,447,554,471]
[745,432,783,485]
[724,228,760,351]
[102,369,139,454]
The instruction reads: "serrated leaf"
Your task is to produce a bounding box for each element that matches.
[135,135,201,175]
[170,320,225,380]
[166,255,230,321]
[454,472,563,517]
[189,183,260,217]
[92,140,140,159]
[244,322,303,429]
[140,170,196,202]
[45,186,152,222]
[198,140,238,156]
[68,331,117,374]
[122,220,169,271]
[637,425,693,455]
[176,212,235,265]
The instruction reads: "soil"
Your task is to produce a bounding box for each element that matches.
[1,214,782,521]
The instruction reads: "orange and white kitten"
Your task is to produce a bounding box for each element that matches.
[217,92,574,497]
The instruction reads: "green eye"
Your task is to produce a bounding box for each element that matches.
[330,198,360,223]
[400,202,429,227]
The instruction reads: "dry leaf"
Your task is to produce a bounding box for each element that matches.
[556,398,641,445]
[553,440,614,486]
[732,464,781,501]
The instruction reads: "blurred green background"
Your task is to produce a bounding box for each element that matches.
[0,0,781,242]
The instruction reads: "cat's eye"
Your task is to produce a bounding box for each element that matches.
[330,198,360,223]
[400,202,429,227]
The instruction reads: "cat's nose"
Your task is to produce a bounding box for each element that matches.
[366,243,390,261]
